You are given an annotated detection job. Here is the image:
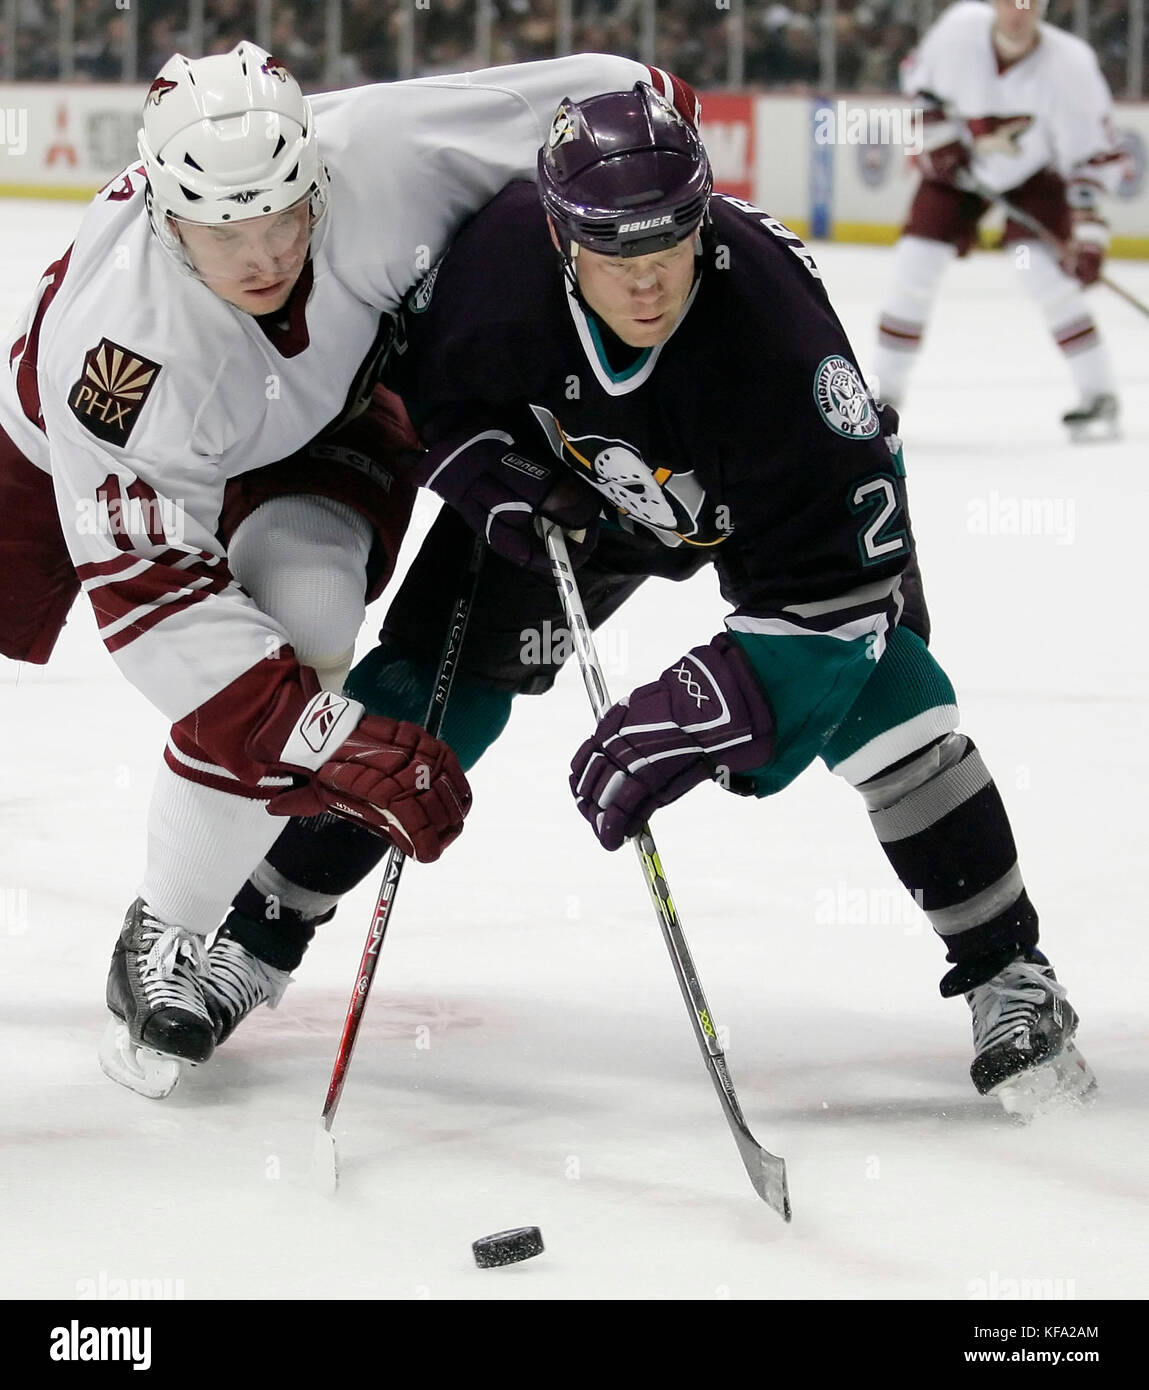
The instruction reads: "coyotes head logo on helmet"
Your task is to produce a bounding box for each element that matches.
[146,77,178,107]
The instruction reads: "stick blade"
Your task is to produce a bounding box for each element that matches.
[739,1136,791,1221]
[310,1121,340,1197]
[754,1152,792,1222]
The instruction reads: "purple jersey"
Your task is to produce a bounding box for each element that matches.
[388,183,916,785]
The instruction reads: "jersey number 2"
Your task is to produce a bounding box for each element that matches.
[851,475,907,564]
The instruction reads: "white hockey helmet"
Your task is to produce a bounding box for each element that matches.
[138,42,328,267]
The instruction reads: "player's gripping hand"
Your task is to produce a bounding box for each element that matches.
[569,635,774,851]
[415,434,600,574]
[913,137,970,187]
[1059,212,1108,287]
[266,691,471,863]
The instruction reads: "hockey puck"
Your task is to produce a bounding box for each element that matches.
[472,1226,544,1268]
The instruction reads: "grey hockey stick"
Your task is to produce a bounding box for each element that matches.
[544,523,791,1220]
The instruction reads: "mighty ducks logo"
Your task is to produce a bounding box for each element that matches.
[530,405,726,547]
[546,103,579,152]
[813,356,879,439]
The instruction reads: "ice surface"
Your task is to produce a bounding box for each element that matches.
[1,201,1146,1303]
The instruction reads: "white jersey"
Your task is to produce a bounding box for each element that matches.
[901,1,1125,196]
[0,54,669,745]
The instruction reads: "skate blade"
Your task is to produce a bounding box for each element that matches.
[992,1042,1098,1120]
[1067,422,1121,444]
[98,1019,184,1100]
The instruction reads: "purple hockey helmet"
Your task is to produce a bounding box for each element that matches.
[537,83,712,259]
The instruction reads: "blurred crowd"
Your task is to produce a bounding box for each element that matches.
[1,0,1142,98]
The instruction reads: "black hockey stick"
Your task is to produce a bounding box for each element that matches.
[544,524,791,1220]
[960,173,1149,320]
[313,532,485,1194]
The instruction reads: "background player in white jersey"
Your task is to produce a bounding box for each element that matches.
[871,0,1127,439]
[0,42,696,1096]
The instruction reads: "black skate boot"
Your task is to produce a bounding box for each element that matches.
[966,948,1096,1117]
[1062,392,1120,443]
[98,899,215,1098]
[201,926,293,1046]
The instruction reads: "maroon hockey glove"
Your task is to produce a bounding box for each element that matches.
[266,693,471,863]
[414,433,601,574]
[1059,212,1108,286]
[914,138,971,187]
[569,634,774,852]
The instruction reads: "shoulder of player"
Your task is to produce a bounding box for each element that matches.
[36,253,245,453]
[1036,19,1105,75]
[313,54,655,150]
[703,197,831,329]
[415,182,553,318]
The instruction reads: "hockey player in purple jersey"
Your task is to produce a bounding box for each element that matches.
[217,85,1094,1116]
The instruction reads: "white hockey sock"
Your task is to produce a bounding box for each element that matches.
[140,763,285,936]
[228,494,372,691]
[1013,244,1117,403]
[872,235,956,406]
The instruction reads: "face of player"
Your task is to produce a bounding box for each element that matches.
[991,0,1041,56]
[573,236,698,349]
[173,198,311,314]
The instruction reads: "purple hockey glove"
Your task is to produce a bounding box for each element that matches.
[414,432,600,574]
[569,634,774,851]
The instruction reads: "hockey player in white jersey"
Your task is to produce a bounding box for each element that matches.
[872,0,1127,439]
[0,43,697,1097]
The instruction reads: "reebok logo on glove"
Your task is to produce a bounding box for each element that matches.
[301,692,351,753]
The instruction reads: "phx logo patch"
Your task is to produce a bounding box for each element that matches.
[261,56,290,83]
[68,339,161,447]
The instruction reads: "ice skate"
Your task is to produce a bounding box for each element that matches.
[966,948,1097,1119]
[1062,392,1120,443]
[200,927,293,1046]
[99,898,214,1099]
